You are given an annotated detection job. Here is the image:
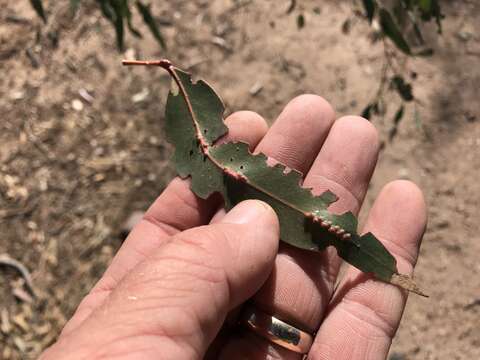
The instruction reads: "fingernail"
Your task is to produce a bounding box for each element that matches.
[220,200,273,225]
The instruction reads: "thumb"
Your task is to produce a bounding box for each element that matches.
[41,200,279,360]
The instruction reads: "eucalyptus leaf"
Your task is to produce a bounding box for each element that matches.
[379,8,411,55]
[110,1,125,51]
[123,59,426,296]
[389,104,405,140]
[30,0,47,23]
[122,0,142,38]
[361,102,375,120]
[136,1,166,49]
[297,14,305,29]
[362,0,376,24]
[392,76,414,102]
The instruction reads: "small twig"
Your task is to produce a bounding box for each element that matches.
[0,254,36,297]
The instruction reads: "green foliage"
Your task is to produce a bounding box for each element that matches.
[362,0,375,23]
[124,60,426,296]
[360,0,444,139]
[379,8,411,55]
[29,0,166,51]
[30,0,47,23]
[391,76,414,102]
[135,1,166,50]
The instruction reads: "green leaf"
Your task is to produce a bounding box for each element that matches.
[136,1,166,49]
[124,60,425,296]
[111,1,125,51]
[391,76,414,102]
[97,0,115,22]
[389,104,405,141]
[297,14,305,29]
[379,8,411,55]
[417,0,443,33]
[362,0,376,23]
[29,0,47,23]
[96,0,125,50]
[361,103,375,120]
[393,104,405,125]
[122,0,142,38]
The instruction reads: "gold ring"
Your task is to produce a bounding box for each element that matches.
[240,305,313,354]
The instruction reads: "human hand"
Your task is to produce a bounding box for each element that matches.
[40,95,427,360]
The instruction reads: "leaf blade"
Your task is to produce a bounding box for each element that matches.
[136,1,166,49]
[362,0,376,23]
[159,63,423,293]
[379,8,411,55]
[29,0,47,23]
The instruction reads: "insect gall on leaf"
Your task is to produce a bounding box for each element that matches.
[122,59,427,297]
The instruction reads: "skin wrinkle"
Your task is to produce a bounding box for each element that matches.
[169,228,234,310]
[136,255,229,315]
[141,215,179,237]
[276,254,328,323]
[93,329,200,360]
[80,298,206,359]
[374,232,418,266]
[340,298,396,338]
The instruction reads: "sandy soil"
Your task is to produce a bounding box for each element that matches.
[1,1,479,359]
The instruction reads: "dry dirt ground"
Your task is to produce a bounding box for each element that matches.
[1,0,479,359]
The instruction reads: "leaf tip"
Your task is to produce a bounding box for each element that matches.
[391,273,428,297]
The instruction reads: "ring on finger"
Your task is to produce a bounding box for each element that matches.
[240,305,314,354]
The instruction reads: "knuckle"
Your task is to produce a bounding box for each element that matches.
[168,226,230,287]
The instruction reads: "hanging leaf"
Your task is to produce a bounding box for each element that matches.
[297,14,305,29]
[123,59,426,296]
[96,0,125,50]
[417,0,443,33]
[393,104,405,125]
[122,0,142,38]
[97,0,115,22]
[111,2,125,51]
[362,0,376,24]
[136,1,166,49]
[30,0,47,23]
[361,102,375,120]
[379,8,411,55]
[389,104,405,140]
[391,76,414,102]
